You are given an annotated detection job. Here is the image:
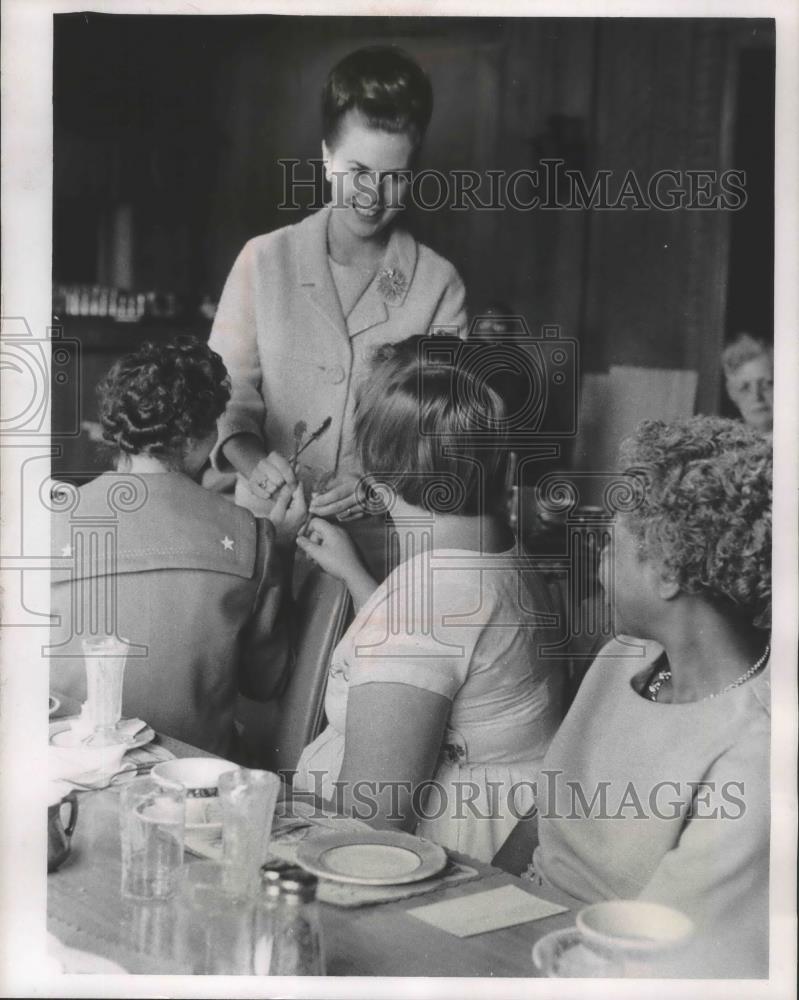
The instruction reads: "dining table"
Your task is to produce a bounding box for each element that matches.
[47,697,577,978]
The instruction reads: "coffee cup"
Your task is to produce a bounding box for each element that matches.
[48,789,79,872]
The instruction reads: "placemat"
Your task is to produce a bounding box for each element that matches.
[185,811,483,909]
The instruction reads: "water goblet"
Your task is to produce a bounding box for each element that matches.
[82,635,130,746]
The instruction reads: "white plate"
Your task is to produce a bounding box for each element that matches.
[295,829,447,886]
[49,696,61,717]
[532,928,625,978]
[49,718,155,751]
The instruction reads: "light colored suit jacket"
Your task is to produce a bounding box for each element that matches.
[49,472,293,759]
[208,206,467,500]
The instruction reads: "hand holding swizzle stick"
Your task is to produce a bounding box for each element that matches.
[290,416,332,475]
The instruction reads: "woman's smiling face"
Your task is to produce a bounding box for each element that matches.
[725,355,774,432]
[323,109,415,242]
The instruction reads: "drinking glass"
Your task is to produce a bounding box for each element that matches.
[219,768,281,896]
[120,776,185,900]
[176,861,256,974]
[82,635,130,746]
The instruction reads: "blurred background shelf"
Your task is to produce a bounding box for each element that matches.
[52,13,774,485]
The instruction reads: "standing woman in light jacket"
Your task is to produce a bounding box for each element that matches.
[208,46,467,572]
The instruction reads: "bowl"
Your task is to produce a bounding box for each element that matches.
[151,758,237,827]
[576,901,694,954]
[532,928,625,978]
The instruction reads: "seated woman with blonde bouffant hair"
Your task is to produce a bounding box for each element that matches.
[292,336,565,863]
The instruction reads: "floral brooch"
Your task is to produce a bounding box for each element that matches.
[376,266,408,305]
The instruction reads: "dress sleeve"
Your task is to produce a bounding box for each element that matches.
[430,265,468,339]
[345,567,477,699]
[638,726,770,977]
[208,241,267,471]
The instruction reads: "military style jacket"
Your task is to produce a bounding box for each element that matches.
[49,471,293,759]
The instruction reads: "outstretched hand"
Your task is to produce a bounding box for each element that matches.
[267,482,307,547]
[308,472,364,522]
[295,517,364,579]
[247,451,297,501]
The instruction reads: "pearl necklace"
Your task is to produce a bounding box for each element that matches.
[645,644,770,703]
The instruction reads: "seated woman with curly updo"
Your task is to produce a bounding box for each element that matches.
[291,336,565,863]
[50,336,305,759]
[493,416,771,977]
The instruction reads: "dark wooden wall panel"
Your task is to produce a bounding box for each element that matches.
[582,20,738,413]
[54,15,773,429]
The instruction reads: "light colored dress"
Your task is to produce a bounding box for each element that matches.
[531,636,770,978]
[294,547,566,862]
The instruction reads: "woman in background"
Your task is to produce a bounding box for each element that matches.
[494,416,771,977]
[292,337,565,863]
[208,46,466,562]
[50,337,305,760]
[721,332,773,435]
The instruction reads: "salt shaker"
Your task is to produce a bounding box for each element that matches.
[253,860,299,974]
[267,869,326,975]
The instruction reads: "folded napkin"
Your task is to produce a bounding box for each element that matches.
[48,742,128,784]
[408,884,568,937]
[48,718,163,790]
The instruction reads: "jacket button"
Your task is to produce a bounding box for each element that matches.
[329,365,346,385]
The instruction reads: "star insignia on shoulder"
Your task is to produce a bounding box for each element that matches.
[61,544,72,557]
[221,536,234,552]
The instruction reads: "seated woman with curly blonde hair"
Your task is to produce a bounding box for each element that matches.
[494,416,771,978]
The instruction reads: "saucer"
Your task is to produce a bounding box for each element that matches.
[532,928,625,978]
[49,718,154,750]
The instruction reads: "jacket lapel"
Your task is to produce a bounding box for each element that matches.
[294,205,348,342]
[347,225,419,337]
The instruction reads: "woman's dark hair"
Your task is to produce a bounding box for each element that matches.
[97,336,230,458]
[619,416,772,628]
[355,336,508,516]
[322,46,433,150]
